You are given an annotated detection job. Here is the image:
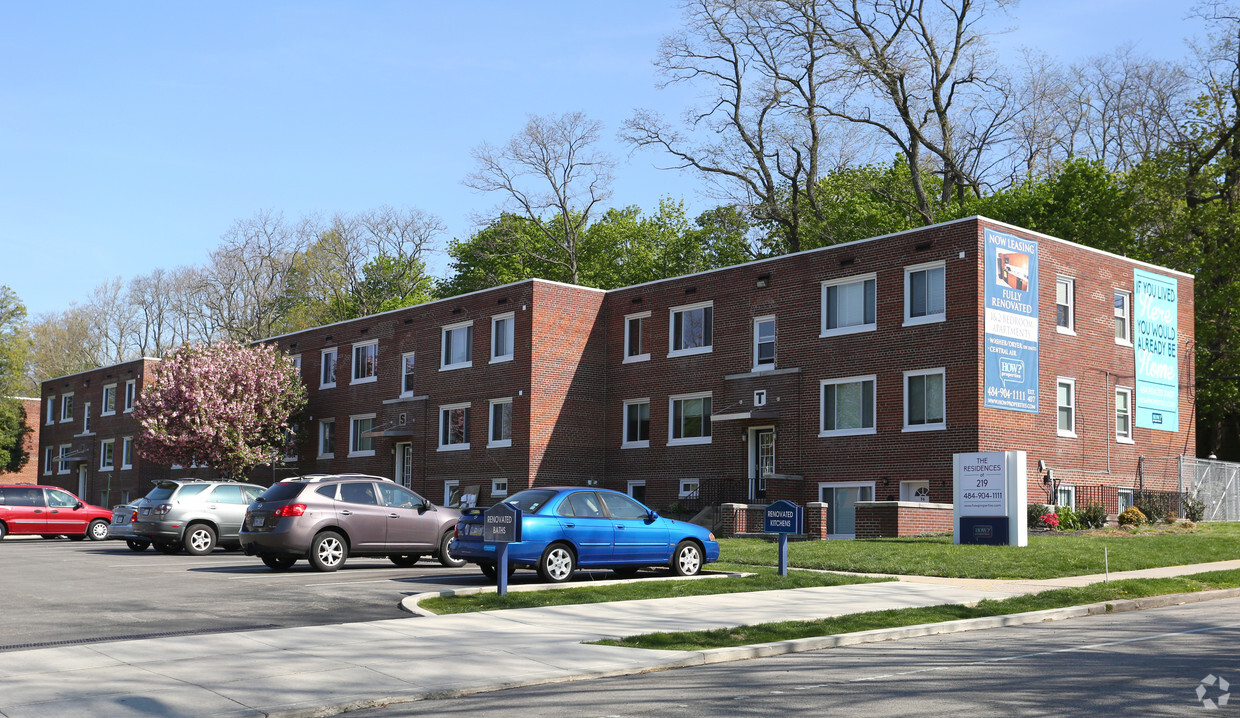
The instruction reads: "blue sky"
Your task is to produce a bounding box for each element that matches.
[0,1,1201,317]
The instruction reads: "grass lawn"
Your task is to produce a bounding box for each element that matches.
[594,568,1240,651]
[719,522,1240,579]
[417,563,891,615]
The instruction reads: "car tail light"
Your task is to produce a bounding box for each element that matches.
[153,503,172,517]
[130,510,138,523]
[454,523,460,539]
[273,504,307,517]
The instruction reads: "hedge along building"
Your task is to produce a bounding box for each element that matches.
[256,216,1194,537]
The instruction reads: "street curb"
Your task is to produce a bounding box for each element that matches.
[299,586,1240,718]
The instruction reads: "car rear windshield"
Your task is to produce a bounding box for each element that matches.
[146,484,177,501]
[258,482,309,502]
[502,489,557,514]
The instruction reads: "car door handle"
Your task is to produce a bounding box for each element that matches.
[340,510,353,516]
[564,522,575,528]
[34,509,43,514]
[615,525,625,530]
[388,513,399,518]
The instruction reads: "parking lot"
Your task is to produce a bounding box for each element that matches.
[0,536,491,651]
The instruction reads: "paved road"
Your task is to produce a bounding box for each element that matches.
[353,598,1240,717]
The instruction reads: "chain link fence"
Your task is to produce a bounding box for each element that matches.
[1139,456,1240,522]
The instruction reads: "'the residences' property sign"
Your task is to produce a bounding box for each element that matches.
[984,228,1039,414]
[1133,269,1179,432]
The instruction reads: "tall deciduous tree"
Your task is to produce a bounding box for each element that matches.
[133,342,307,479]
[0,287,31,473]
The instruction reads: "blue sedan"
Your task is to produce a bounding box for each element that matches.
[449,487,721,583]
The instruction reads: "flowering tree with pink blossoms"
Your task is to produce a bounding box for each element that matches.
[133,342,307,479]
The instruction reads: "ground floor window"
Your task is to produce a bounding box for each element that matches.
[1118,487,1134,512]
[818,482,875,538]
[627,480,646,504]
[1057,484,1076,510]
[679,479,699,498]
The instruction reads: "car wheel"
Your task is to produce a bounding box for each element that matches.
[389,554,421,567]
[438,531,467,568]
[612,567,640,579]
[68,534,86,541]
[41,534,61,539]
[309,531,347,572]
[155,540,181,554]
[87,520,110,542]
[126,539,150,552]
[183,524,216,556]
[537,543,576,583]
[261,555,297,571]
[671,540,703,576]
[0,522,7,540]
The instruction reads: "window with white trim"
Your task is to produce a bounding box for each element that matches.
[904,368,945,431]
[491,313,514,363]
[320,348,337,388]
[753,316,775,370]
[290,353,301,375]
[624,311,650,362]
[491,478,508,497]
[124,380,136,412]
[1057,378,1076,436]
[58,444,71,474]
[820,376,877,436]
[669,392,712,445]
[669,301,713,357]
[1114,290,1131,344]
[45,396,54,425]
[1056,277,1075,332]
[904,262,945,325]
[43,446,53,475]
[352,340,378,383]
[318,419,335,458]
[101,384,117,416]
[349,414,375,457]
[400,352,416,396]
[60,393,74,423]
[99,439,114,470]
[1118,487,1135,512]
[439,403,470,450]
[822,273,877,336]
[488,398,512,448]
[82,402,91,434]
[1116,386,1133,443]
[1057,484,1076,509]
[441,321,474,370]
[622,399,650,448]
[679,479,700,498]
[121,436,133,469]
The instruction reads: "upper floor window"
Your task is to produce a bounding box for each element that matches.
[60,393,74,423]
[319,419,335,458]
[669,302,713,357]
[124,380,136,412]
[491,313,514,363]
[669,392,712,445]
[622,399,650,448]
[400,352,416,396]
[46,396,54,425]
[442,321,474,370]
[624,311,650,363]
[82,402,91,434]
[320,348,338,388]
[290,354,302,374]
[488,398,512,448]
[99,439,114,470]
[1116,386,1134,443]
[904,262,945,326]
[101,384,117,416]
[904,368,945,431]
[753,316,775,370]
[822,274,877,336]
[121,436,134,469]
[1114,290,1131,344]
[352,340,378,383]
[349,414,375,456]
[1057,378,1076,436]
[439,403,470,450]
[1056,277,1075,333]
[43,446,53,474]
[58,444,71,474]
[821,376,877,436]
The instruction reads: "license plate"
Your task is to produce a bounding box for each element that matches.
[140,507,150,516]
[467,524,483,536]
[253,516,265,528]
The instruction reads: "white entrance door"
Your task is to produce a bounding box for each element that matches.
[749,427,774,500]
[901,481,931,502]
[394,443,413,489]
[78,465,88,500]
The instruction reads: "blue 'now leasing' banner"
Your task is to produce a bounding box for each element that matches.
[984,229,1039,413]
[1133,269,1179,432]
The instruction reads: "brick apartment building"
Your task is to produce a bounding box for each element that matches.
[36,217,1195,537]
[0,397,41,484]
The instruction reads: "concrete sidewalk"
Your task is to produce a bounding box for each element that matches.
[3,561,1239,718]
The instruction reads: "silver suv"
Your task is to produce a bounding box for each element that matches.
[131,480,266,555]
[240,474,462,572]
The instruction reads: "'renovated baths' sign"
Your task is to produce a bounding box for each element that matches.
[1133,269,1179,432]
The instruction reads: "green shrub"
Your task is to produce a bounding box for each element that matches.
[1135,492,1175,524]
[1119,506,1146,526]
[1027,502,1049,529]
[1183,494,1206,522]
[1076,501,1107,529]
[1055,505,1082,531]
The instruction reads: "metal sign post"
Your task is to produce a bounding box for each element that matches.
[483,503,522,596]
[764,500,804,576]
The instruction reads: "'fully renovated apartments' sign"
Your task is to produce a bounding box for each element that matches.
[984,228,1040,413]
[1134,269,1179,432]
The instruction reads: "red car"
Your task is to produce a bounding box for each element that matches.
[0,485,113,541]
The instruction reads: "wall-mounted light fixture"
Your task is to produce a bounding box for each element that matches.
[756,274,770,288]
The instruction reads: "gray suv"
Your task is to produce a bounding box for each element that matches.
[240,474,462,572]
[131,480,266,555]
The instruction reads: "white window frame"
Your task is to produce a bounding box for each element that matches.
[438,402,471,451]
[679,478,700,499]
[443,479,459,507]
[351,340,378,384]
[289,353,301,374]
[441,320,474,371]
[821,273,878,337]
[668,391,713,446]
[121,436,133,470]
[622,398,651,449]
[753,315,776,371]
[818,481,877,539]
[491,478,508,498]
[819,375,878,437]
[43,446,54,475]
[623,310,650,363]
[99,439,114,471]
[903,368,946,432]
[490,313,514,363]
[1118,487,1135,512]
[82,402,92,435]
[348,413,376,457]
[903,261,946,327]
[318,419,336,459]
[1114,290,1132,345]
[1056,277,1076,334]
[58,444,71,474]
[1116,385,1134,443]
[668,301,713,358]
[400,351,416,397]
[124,379,136,413]
[627,480,646,498]
[320,348,338,389]
[1057,484,1076,510]
[101,383,117,416]
[60,393,74,423]
[1057,378,1077,437]
[488,398,513,448]
[45,396,54,425]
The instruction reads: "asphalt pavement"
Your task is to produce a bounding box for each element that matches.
[3,560,1240,718]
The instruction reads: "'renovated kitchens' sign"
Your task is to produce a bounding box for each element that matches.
[984,228,1040,414]
[1133,269,1179,432]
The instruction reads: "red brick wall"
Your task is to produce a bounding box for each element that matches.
[0,398,41,484]
[855,501,955,538]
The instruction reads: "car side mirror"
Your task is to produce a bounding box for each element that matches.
[647,510,659,522]
[75,501,84,510]
[418,503,429,514]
